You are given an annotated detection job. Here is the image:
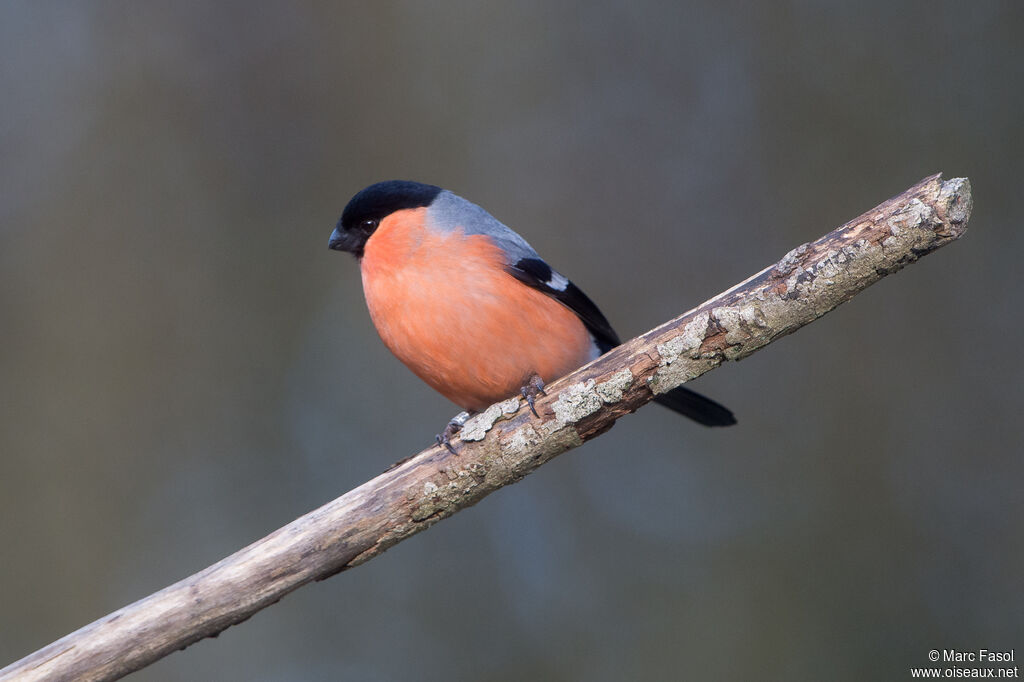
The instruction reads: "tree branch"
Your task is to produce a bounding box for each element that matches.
[1,174,971,682]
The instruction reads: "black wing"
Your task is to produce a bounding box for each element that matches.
[506,257,620,353]
[506,257,736,427]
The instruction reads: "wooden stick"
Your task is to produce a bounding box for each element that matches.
[0,174,971,682]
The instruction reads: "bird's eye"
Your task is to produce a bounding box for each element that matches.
[360,219,378,232]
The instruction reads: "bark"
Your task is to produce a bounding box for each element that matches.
[0,174,971,682]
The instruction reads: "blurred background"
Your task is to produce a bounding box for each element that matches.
[2,2,1021,680]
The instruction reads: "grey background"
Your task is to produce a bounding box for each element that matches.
[2,2,1021,680]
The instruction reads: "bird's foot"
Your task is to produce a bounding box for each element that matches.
[436,411,472,455]
[520,374,547,418]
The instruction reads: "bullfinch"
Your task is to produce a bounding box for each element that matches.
[329,180,735,449]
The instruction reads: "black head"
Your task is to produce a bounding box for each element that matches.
[328,180,443,257]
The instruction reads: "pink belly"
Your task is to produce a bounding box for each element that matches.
[361,209,594,411]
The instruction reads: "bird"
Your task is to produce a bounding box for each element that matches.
[328,180,735,450]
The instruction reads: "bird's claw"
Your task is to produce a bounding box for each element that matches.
[436,411,471,455]
[520,374,547,418]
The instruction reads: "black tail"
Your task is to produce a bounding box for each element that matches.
[654,386,736,427]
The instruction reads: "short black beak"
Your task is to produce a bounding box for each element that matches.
[329,223,367,257]
[328,226,346,251]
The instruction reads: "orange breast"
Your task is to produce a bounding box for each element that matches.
[360,208,594,412]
